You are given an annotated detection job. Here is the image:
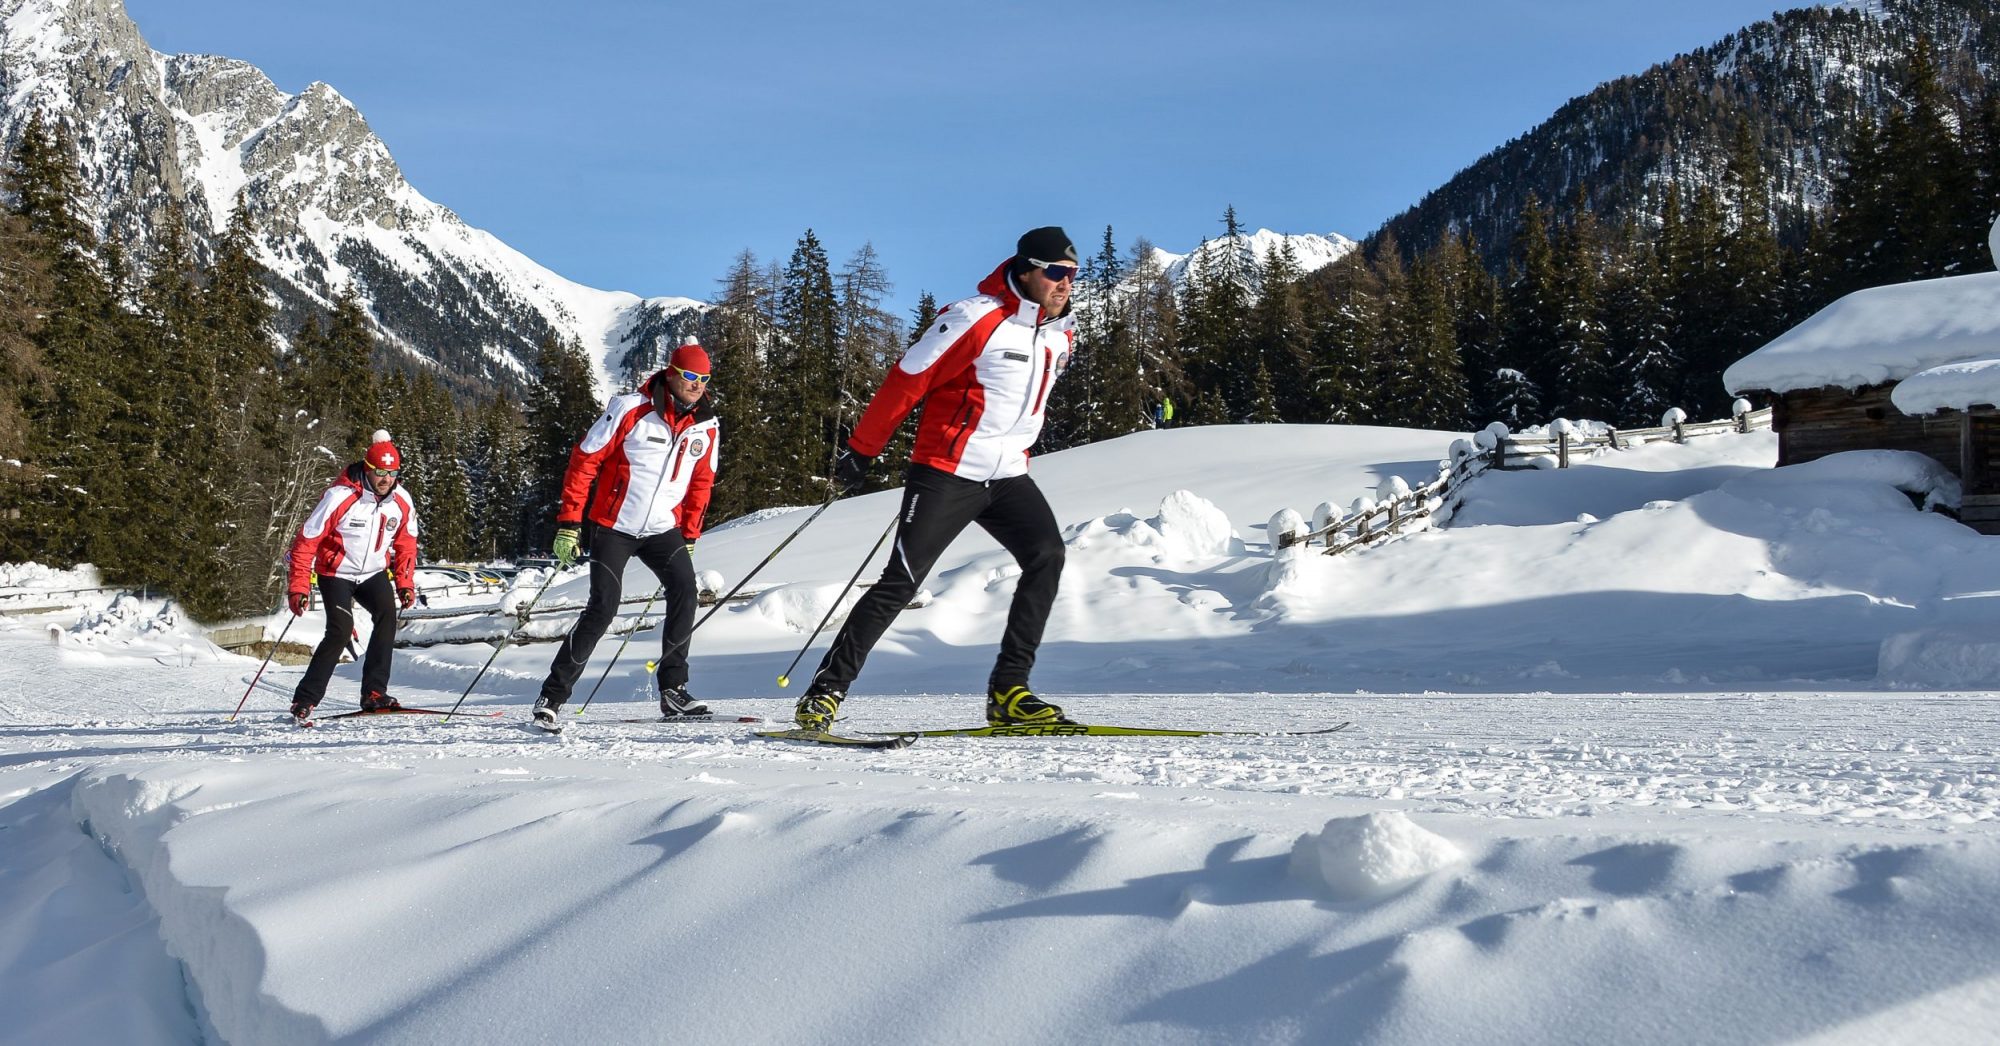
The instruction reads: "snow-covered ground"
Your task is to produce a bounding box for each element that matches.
[6,424,2000,1045]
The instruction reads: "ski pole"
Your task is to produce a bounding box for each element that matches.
[230,614,298,721]
[633,492,840,680]
[442,566,563,719]
[573,585,663,716]
[691,492,837,632]
[777,513,898,689]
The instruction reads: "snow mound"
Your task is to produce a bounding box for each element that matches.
[1065,490,1241,564]
[696,569,724,599]
[747,581,863,633]
[1290,811,1464,902]
[1878,629,2000,688]
[51,594,227,662]
[1731,449,1961,511]
[0,561,100,590]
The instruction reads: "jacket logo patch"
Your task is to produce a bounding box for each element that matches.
[646,435,668,444]
[344,519,367,529]
[689,438,706,457]
[1003,351,1029,362]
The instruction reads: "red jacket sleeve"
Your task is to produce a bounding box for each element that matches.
[287,485,352,594]
[847,305,1003,457]
[557,397,642,525]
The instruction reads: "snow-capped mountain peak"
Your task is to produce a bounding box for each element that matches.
[0,0,700,398]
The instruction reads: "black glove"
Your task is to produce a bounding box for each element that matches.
[398,586,417,610]
[833,446,874,496]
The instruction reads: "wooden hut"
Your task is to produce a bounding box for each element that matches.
[1724,228,2000,532]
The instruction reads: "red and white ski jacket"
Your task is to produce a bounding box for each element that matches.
[848,260,1076,481]
[287,464,420,593]
[558,372,719,540]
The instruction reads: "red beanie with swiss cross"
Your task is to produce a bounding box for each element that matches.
[363,429,401,471]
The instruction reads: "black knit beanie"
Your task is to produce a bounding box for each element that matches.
[1012,226,1077,277]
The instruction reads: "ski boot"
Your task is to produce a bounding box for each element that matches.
[290,698,316,727]
[794,687,844,732]
[660,684,709,718]
[531,696,563,733]
[987,684,1071,726]
[361,691,402,712]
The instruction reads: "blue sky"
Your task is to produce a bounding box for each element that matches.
[127,0,1802,317]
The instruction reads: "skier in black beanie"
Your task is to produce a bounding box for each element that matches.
[794,226,1084,733]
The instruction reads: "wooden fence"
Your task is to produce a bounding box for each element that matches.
[1276,405,1773,556]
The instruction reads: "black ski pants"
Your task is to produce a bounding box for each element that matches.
[538,527,695,705]
[294,570,398,706]
[811,464,1064,694]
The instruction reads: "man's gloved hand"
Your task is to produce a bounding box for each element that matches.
[833,446,874,497]
[398,586,417,610]
[287,591,308,616]
[552,526,581,568]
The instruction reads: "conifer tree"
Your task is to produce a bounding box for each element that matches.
[1176,208,1257,421]
[1712,119,1786,415]
[305,288,381,455]
[1448,232,1504,424]
[519,336,601,552]
[1604,233,1677,426]
[1551,200,1615,420]
[1309,254,1381,423]
[10,115,123,564]
[771,230,842,497]
[1118,238,1182,427]
[909,292,940,339]
[1487,367,1543,429]
[0,154,50,531]
[1368,232,1425,423]
[1402,242,1469,429]
[1666,186,1733,416]
[1501,195,1561,404]
[108,202,209,600]
[1252,238,1316,422]
[704,250,779,520]
[206,203,318,612]
[466,393,528,560]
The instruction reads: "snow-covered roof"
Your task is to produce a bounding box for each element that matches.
[1890,355,2000,415]
[1723,269,2000,396]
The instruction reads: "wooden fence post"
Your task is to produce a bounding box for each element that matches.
[1557,430,1570,468]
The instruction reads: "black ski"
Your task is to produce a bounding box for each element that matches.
[753,728,916,750]
[316,706,507,721]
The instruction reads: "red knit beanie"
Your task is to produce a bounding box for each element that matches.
[363,429,401,471]
[670,342,711,376]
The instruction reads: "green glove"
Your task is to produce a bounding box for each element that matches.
[552,526,581,568]
[684,541,696,558]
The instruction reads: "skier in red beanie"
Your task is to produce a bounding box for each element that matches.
[285,429,421,725]
[530,339,721,732]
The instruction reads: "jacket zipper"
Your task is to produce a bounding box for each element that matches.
[1009,307,1048,434]
[1030,344,1056,416]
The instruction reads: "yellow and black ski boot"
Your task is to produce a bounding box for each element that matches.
[987,684,1071,726]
